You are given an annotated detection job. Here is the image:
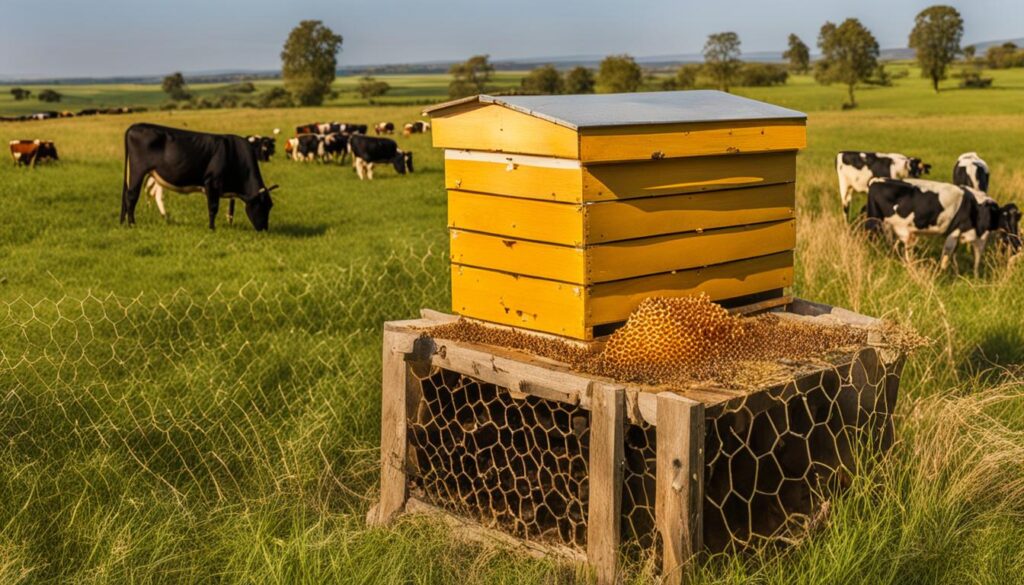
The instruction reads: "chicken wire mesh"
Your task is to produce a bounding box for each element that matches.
[619,348,901,554]
[406,366,592,549]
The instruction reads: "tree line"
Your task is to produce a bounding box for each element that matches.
[451,5,987,109]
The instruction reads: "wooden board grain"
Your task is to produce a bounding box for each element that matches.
[579,120,806,163]
[587,383,625,585]
[655,393,704,585]
[443,150,796,204]
[448,183,795,246]
[450,220,795,285]
[431,102,580,159]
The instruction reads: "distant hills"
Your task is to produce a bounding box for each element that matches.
[2,37,1021,85]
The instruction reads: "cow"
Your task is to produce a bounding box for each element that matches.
[296,123,320,135]
[836,151,931,215]
[246,135,276,162]
[374,122,395,135]
[121,123,276,231]
[9,140,59,166]
[347,135,413,180]
[952,152,990,194]
[321,132,349,163]
[403,121,431,136]
[289,134,324,162]
[865,178,1019,275]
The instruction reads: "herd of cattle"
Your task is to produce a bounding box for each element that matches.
[0,107,143,123]
[837,151,1020,275]
[6,121,1022,276]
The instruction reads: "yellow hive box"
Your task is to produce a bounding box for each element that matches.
[424,91,807,340]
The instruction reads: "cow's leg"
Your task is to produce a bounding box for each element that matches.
[205,182,222,230]
[367,163,375,181]
[153,184,168,221]
[838,176,851,216]
[227,199,236,225]
[940,232,960,272]
[122,164,147,226]
[971,237,987,277]
[355,158,366,180]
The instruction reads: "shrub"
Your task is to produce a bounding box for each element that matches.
[736,63,788,87]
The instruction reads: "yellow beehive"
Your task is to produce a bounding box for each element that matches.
[424,90,807,340]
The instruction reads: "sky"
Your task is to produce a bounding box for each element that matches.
[0,0,1020,79]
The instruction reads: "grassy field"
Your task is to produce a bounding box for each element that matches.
[1,68,1024,584]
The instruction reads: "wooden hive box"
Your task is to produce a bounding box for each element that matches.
[424,91,807,340]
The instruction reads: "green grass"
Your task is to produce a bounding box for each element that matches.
[1,68,1024,584]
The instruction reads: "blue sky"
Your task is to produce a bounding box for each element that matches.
[0,0,1020,78]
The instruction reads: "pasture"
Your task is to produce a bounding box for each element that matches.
[1,68,1024,584]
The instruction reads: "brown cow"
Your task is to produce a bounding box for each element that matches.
[9,140,59,166]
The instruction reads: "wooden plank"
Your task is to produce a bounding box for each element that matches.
[404,497,588,564]
[371,329,418,526]
[451,264,589,339]
[655,393,704,585]
[727,294,792,316]
[579,120,805,163]
[585,183,795,244]
[588,252,794,327]
[448,190,585,247]
[431,102,580,159]
[587,220,795,283]
[449,184,795,246]
[445,151,584,203]
[442,150,796,204]
[582,151,796,201]
[588,383,625,585]
[450,221,794,285]
[450,229,587,283]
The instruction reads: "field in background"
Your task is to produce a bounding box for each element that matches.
[1,71,1024,584]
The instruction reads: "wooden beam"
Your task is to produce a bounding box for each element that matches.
[655,393,705,585]
[370,329,417,526]
[587,383,626,585]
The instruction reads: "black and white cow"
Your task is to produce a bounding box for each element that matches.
[952,152,990,194]
[321,132,349,163]
[865,178,1019,275]
[289,134,324,162]
[403,121,430,136]
[836,151,931,214]
[296,123,320,135]
[347,135,413,180]
[122,123,276,230]
[246,135,276,162]
[374,122,395,135]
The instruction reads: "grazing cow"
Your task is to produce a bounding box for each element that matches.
[836,151,931,214]
[122,123,276,231]
[403,121,431,136]
[347,135,413,180]
[289,134,324,162]
[865,178,1019,275]
[9,140,59,166]
[952,152,990,193]
[374,122,395,135]
[321,132,349,163]
[296,123,320,135]
[246,135,276,162]
[77,108,100,116]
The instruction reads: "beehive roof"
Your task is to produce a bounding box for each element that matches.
[423,90,806,130]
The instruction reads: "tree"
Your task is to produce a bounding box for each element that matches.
[563,66,596,94]
[258,87,293,108]
[909,5,964,92]
[520,64,563,95]
[962,44,976,62]
[783,34,811,73]
[281,20,343,106]
[449,55,494,98]
[356,76,391,99]
[161,72,191,101]
[10,87,31,101]
[38,89,62,103]
[815,19,879,108]
[596,55,643,93]
[703,32,743,91]
[662,64,700,90]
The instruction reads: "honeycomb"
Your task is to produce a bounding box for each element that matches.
[424,295,916,389]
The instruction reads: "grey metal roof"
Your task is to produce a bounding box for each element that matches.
[423,90,806,130]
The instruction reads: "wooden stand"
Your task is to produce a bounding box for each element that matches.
[369,301,903,584]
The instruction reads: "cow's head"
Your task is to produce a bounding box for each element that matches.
[393,151,414,174]
[908,158,931,177]
[998,203,1022,253]
[246,185,277,231]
